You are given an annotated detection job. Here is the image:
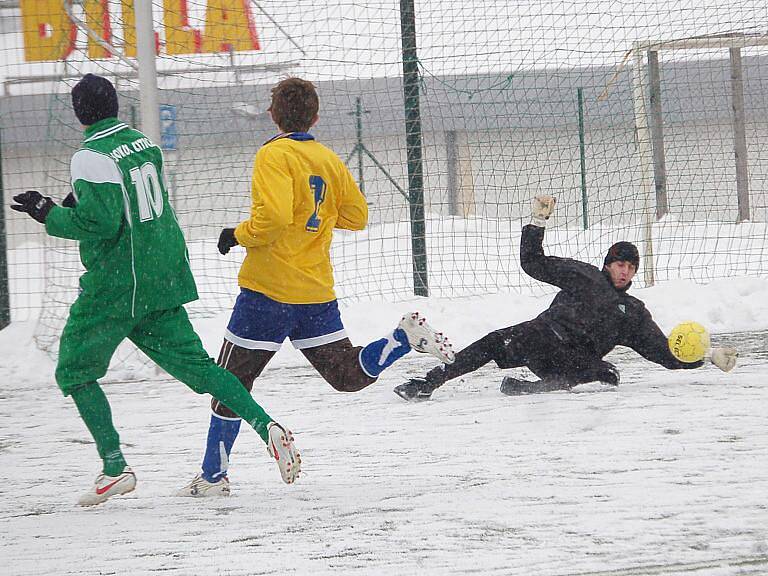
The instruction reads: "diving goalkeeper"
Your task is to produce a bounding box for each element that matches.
[394,195,738,401]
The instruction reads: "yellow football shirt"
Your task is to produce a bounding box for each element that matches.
[234,133,368,304]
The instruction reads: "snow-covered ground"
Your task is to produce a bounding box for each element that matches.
[1,283,767,575]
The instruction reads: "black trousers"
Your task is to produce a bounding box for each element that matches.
[425,320,618,387]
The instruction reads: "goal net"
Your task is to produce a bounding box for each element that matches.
[1,1,767,372]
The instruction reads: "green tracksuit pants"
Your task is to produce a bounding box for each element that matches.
[57,298,273,475]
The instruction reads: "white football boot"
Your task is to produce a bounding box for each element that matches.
[398,312,455,364]
[77,466,136,507]
[266,422,301,484]
[175,474,230,497]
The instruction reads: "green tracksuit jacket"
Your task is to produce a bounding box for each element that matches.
[45,117,197,317]
[47,118,203,392]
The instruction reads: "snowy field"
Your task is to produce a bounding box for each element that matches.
[1,282,767,576]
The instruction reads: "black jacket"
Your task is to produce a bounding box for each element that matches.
[520,225,701,370]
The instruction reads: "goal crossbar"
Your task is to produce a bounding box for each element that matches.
[637,33,768,52]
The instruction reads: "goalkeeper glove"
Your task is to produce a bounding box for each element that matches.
[710,346,737,372]
[531,195,556,227]
[218,228,238,255]
[10,190,55,224]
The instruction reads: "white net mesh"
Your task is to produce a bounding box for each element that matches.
[0,1,766,369]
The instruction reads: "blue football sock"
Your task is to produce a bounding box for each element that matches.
[201,413,242,482]
[359,327,411,377]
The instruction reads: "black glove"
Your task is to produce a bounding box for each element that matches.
[62,192,78,208]
[218,228,238,255]
[11,190,55,224]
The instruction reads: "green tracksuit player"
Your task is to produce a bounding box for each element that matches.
[10,74,300,506]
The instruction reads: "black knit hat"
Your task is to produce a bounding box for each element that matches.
[71,74,119,126]
[604,241,640,270]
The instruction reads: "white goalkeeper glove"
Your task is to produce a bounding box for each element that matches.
[531,195,556,227]
[710,346,737,372]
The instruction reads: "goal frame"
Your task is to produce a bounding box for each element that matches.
[631,32,768,286]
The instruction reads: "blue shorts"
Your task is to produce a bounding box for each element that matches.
[224,289,347,351]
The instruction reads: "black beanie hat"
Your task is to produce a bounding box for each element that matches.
[71,74,119,126]
[604,241,640,270]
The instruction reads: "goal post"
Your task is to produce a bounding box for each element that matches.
[631,32,768,285]
[630,44,657,287]
[134,1,161,145]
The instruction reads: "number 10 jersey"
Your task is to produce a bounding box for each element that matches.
[45,117,198,318]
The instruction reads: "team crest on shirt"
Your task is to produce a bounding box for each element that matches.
[618,304,626,313]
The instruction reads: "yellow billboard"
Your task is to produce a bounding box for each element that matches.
[20,0,260,62]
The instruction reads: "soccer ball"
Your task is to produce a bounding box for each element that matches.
[668,321,710,363]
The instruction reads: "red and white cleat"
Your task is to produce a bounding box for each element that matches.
[77,466,136,506]
[398,312,455,364]
[267,422,301,484]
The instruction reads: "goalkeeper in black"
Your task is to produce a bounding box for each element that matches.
[394,195,738,401]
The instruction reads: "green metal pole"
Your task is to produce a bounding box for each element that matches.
[400,0,428,296]
[354,97,365,195]
[0,124,10,329]
[577,87,589,230]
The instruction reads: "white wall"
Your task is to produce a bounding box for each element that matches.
[4,120,768,321]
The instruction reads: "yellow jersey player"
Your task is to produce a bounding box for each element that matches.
[178,77,455,497]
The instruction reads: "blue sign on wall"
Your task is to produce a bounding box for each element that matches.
[160,104,178,151]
